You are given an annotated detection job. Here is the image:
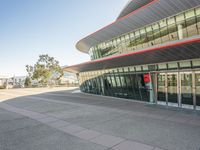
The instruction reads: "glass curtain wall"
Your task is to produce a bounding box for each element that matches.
[79,59,200,103]
[79,65,152,102]
[89,6,200,60]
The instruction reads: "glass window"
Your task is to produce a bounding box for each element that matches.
[152,23,159,31]
[110,76,117,87]
[124,67,129,72]
[176,14,184,22]
[196,7,200,15]
[115,76,121,87]
[179,61,191,68]
[118,68,123,73]
[167,17,178,40]
[125,35,130,40]
[185,9,198,37]
[89,7,200,60]
[159,19,167,28]
[113,68,118,73]
[130,32,134,38]
[121,36,125,42]
[142,65,148,71]
[120,76,126,87]
[148,65,157,71]
[140,28,146,35]
[146,26,154,44]
[112,39,117,47]
[193,59,200,67]
[117,38,121,44]
[168,62,178,69]
[167,17,175,25]
[135,30,140,38]
[129,67,135,72]
[185,9,195,19]
[135,66,142,71]
[152,23,161,44]
[158,63,167,70]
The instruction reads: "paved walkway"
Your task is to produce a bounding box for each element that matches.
[0,88,200,150]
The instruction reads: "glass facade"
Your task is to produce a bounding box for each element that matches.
[79,60,200,110]
[76,6,200,110]
[89,6,200,60]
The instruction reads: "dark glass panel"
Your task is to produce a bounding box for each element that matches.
[195,73,200,106]
[167,74,178,103]
[181,73,193,105]
[186,17,198,37]
[157,74,166,102]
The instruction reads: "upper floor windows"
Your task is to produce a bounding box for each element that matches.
[89,6,200,60]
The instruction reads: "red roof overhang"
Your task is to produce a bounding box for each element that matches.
[76,0,200,53]
[64,37,200,73]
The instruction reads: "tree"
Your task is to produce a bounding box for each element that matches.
[24,77,31,87]
[26,54,63,87]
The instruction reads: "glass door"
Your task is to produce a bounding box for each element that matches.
[180,72,193,109]
[195,72,200,110]
[130,74,141,101]
[137,74,149,102]
[167,73,178,106]
[157,73,166,104]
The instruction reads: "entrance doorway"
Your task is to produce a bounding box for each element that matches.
[167,73,178,106]
[157,71,200,110]
[180,72,193,109]
[195,72,200,110]
[157,73,166,104]
[157,73,179,106]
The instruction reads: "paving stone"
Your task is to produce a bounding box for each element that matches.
[75,129,102,140]
[0,120,107,150]
[59,125,86,134]
[0,117,40,134]
[48,120,70,128]
[28,114,47,119]
[37,117,58,123]
[113,140,154,150]
[153,148,165,150]
[90,134,125,148]
[1,89,200,150]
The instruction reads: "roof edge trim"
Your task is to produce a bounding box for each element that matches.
[76,0,159,53]
[68,37,200,70]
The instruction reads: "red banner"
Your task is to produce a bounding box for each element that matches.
[143,74,150,83]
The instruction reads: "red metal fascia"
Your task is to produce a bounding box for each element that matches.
[68,37,200,68]
[117,0,159,22]
[78,0,159,44]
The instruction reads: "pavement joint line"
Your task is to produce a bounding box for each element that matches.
[2,91,199,149]
[41,92,151,109]
[73,129,103,141]
[58,125,87,135]
[3,94,198,129]
[2,95,200,128]
[89,134,126,148]
[26,95,200,127]
[111,140,155,150]
[108,139,128,149]
[0,101,162,150]
[26,95,152,117]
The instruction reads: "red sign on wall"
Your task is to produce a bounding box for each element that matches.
[143,74,150,83]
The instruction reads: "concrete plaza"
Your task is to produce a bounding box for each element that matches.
[0,88,200,150]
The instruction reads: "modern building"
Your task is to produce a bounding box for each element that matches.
[64,0,200,110]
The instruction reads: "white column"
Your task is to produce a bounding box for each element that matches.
[178,24,183,40]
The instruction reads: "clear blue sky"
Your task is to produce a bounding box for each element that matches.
[0,0,127,76]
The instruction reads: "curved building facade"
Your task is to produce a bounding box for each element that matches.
[65,0,200,110]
